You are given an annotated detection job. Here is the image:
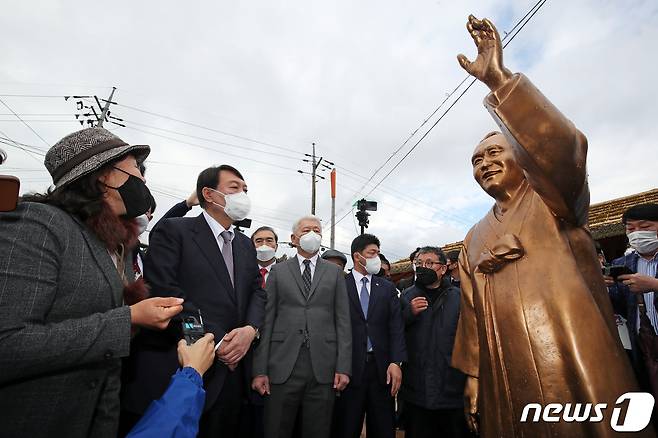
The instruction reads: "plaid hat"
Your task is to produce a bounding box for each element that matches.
[45,127,150,189]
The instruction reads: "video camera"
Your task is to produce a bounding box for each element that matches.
[355,198,377,234]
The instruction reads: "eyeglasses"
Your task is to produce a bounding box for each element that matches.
[414,260,444,269]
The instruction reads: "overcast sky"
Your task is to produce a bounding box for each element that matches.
[1,0,656,263]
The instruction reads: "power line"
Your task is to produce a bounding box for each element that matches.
[0,133,45,162]
[120,118,304,162]
[0,98,51,147]
[122,125,302,172]
[114,101,306,157]
[331,0,548,227]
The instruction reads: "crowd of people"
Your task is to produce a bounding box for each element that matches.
[0,127,474,438]
[0,125,656,438]
[1,15,657,438]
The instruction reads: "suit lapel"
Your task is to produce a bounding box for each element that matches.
[346,272,365,320]
[308,257,327,299]
[191,214,236,305]
[72,216,123,307]
[288,256,307,299]
[367,277,382,320]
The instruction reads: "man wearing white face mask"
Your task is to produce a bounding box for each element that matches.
[252,215,351,438]
[332,234,406,438]
[607,203,658,396]
[122,165,266,438]
[240,225,280,438]
[252,226,279,288]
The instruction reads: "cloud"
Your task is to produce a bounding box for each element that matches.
[1,0,656,261]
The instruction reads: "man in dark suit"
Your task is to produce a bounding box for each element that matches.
[252,215,351,438]
[332,234,407,438]
[121,165,266,438]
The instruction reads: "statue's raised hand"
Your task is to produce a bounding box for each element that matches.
[458,15,512,91]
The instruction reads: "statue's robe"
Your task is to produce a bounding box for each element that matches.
[452,74,653,437]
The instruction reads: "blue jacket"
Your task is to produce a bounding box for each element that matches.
[399,280,465,410]
[127,367,205,438]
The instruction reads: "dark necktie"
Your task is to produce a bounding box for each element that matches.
[259,267,268,288]
[220,230,234,286]
[302,259,312,297]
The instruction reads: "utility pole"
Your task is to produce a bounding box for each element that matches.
[311,142,319,214]
[298,142,324,215]
[297,144,334,216]
[330,168,336,249]
[97,87,116,128]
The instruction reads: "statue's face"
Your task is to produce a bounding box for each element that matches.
[471,134,525,199]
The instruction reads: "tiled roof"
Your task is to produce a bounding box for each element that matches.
[588,188,658,231]
[390,188,658,270]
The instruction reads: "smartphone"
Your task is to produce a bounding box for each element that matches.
[602,265,634,280]
[181,310,205,345]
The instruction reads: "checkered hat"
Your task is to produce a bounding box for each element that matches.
[44,127,150,188]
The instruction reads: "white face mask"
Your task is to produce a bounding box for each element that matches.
[627,230,658,255]
[135,214,149,236]
[209,188,251,221]
[299,231,322,254]
[359,254,382,275]
[256,245,276,262]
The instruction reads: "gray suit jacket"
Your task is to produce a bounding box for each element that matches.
[253,255,352,384]
[0,202,132,438]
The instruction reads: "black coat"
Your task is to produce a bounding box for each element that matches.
[121,213,266,414]
[344,272,407,386]
[399,280,465,410]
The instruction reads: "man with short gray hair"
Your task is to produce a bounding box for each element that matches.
[252,216,352,438]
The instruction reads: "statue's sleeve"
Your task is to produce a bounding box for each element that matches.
[451,243,479,378]
[484,73,589,226]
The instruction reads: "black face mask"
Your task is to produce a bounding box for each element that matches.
[415,266,439,287]
[104,167,153,219]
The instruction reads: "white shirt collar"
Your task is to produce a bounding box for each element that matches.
[259,261,275,272]
[352,269,372,286]
[202,210,235,239]
[297,252,319,268]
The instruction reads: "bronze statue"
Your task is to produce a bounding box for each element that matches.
[451,15,654,437]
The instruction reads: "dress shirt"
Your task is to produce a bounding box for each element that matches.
[297,253,319,280]
[259,262,275,286]
[352,269,372,297]
[202,211,235,256]
[636,251,658,333]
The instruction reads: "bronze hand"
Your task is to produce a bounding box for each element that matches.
[457,15,512,91]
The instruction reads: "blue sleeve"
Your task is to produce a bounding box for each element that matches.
[126,367,205,438]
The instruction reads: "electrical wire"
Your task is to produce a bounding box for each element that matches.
[114,102,306,156]
[0,98,51,146]
[331,0,549,228]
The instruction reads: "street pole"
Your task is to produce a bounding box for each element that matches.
[330,168,336,249]
[311,142,316,215]
[309,142,323,215]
